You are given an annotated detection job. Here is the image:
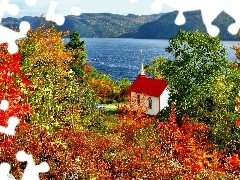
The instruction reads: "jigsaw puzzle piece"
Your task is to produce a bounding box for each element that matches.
[71,6,82,16]
[0,99,9,111]
[0,21,30,54]
[0,100,19,136]
[151,0,240,37]
[16,151,50,180]
[200,0,240,36]
[46,0,82,26]
[0,116,19,136]
[0,163,12,180]
[25,0,36,6]
[46,1,65,26]
[151,0,208,25]
[201,9,221,37]
[0,0,19,22]
[222,0,240,35]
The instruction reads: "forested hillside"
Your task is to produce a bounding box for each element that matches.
[121,10,240,40]
[1,13,161,38]
[2,11,240,40]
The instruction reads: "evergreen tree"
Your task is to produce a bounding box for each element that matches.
[66,30,87,79]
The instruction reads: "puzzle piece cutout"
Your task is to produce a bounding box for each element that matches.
[0,162,12,180]
[0,21,30,54]
[0,0,33,54]
[151,0,240,37]
[0,0,82,54]
[0,100,19,135]
[25,0,36,6]
[16,151,50,180]
[0,0,28,54]
[0,99,50,179]
[0,116,19,136]
[46,0,82,26]
[0,99,9,111]
[0,151,49,180]
[0,0,19,22]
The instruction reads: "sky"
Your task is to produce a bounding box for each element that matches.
[5,0,175,18]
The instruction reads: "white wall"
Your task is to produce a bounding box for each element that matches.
[146,96,159,115]
[160,87,169,110]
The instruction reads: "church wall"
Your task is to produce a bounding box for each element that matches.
[160,87,169,110]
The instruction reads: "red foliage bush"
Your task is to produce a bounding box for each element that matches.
[0,44,31,125]
[224,153,240,173]
[157,104,224,174]
[0,43,32,177]
[8,124,191,179]
[115,94,156,142]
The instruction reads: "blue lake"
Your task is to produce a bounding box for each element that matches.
[66,38,239,82]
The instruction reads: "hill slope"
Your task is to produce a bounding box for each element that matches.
[120,10,240,40]
[1,11,240,40]
[1,13,161,38]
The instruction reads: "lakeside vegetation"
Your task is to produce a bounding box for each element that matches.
[1,19,240,179]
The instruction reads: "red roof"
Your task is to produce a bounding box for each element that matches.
[129,75,168,97]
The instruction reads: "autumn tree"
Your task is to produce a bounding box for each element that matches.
[18,22,98,131]
[0,43,31,145]
[232,34,240,60]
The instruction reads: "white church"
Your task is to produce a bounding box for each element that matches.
[129,53,169,115]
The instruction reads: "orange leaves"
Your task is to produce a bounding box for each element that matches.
[235,95,240,112]
[86,76,123,103]
[0,43,31,155]
[236,118,240,127]
[232,42,240,60]
[192,162,203,171]
[228,154,240,167]
[224,154,240,172]
[88,78,112,98]
[182,173,197,180]
[116,95,155,142]
[18,24,72,73]
[83,62,91,73]
[235,93,240,127]
[157,104,224,173]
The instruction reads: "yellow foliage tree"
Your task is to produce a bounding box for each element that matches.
[18,21,97,131]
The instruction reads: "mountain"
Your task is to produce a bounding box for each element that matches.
[1,13,161,38]
[59,13,161,38]
[120,10,240,40]
[1,11,240,40]
[1,16,42,31]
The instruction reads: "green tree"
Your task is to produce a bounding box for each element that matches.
[66,29,87,79]
[156,29,240,152]
[117,77,131,102]
[144,56,167,79]
[66,29,86,51]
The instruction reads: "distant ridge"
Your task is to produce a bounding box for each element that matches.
[120,10,240,41]
[1,13,161,38]
[1,11,240,40]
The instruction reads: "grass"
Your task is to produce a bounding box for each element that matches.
[103,102,126,113]
[101,101,127,115]
[104,104,118,114]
